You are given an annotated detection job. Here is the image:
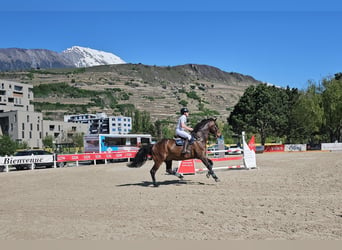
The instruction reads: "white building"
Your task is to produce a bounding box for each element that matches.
[64,113,132,135]
[109,116,132,134]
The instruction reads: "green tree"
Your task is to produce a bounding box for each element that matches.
[322,76,342,142]
[132,110,155,134]
[228,84,298,145]
[154,120,163,140]
[290,83,323,143]
[42,135,54,149]
[283,87,301,143]
[72,133,84,152]
[0,135,17,156]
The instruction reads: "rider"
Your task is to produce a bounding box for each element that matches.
[176,107,193,154]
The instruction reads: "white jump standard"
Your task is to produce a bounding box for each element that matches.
[176,131,257,175]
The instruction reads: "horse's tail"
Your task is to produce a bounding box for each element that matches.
[127,144,152,168]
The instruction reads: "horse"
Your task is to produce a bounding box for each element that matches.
[127,118,221,187]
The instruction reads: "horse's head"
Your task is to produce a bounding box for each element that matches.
[208,118,221,138]
[193,118,221,140]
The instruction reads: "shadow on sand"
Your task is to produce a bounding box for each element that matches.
[116,179,215,187]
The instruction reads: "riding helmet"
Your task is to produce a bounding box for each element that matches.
[180,107,189,114]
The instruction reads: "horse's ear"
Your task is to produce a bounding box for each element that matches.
[214,118,217,122]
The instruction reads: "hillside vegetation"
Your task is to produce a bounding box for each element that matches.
[0,63,262,121]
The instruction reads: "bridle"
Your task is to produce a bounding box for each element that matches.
[210,121,221,138]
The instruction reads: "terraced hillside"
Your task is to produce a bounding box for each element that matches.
[0,63,262,122]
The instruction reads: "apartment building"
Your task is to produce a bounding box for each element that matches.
[0,80,87,149]
[65,113,132,135]
[0,80,42,147]
[109,116,132,134]
[0,80,34,113]
[42,120,88,144]
[0,110,43,148]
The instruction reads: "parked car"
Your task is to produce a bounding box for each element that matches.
[227,145,243,155]
[13,150,55,170]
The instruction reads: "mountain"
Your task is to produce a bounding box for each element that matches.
[0,48,74,71]
[61,46,126,67]
[0,46,126,71]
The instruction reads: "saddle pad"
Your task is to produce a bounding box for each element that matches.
[174,138,184,146]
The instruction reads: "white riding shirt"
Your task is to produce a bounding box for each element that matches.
[176,115,191,140]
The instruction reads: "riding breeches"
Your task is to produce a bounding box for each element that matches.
[176,129,191,140]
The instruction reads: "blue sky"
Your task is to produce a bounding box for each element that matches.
[1,1,342,89]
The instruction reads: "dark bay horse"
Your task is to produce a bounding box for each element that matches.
[127,118,221,187]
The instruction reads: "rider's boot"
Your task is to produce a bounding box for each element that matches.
[181,139,190,154]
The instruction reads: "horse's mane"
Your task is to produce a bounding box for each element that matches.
[192,118,216,133]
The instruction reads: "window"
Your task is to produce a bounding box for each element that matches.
[27,115,29,122]
[22,123,25,130]
[130,138,138,145]
[103,137,125,146]
[14,85,23,91]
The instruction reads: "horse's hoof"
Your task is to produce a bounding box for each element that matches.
[175,173,184,179]
[206,173,210,178]
[215,178,220,182]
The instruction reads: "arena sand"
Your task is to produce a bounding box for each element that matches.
[0,151,341,239]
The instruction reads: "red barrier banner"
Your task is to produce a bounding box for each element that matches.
[195,156,243,163]
[57,150,138,162]
[264,144,284,152]
[56,150,242,163]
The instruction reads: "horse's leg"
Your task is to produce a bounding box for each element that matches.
[165,160,173,174]
[201,157,220,182]
[165,160,184,180]
[150,160,163,187]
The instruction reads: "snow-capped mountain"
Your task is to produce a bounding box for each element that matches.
[61,46,126,67]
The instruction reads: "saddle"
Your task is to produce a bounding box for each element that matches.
[174,136,196,146]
